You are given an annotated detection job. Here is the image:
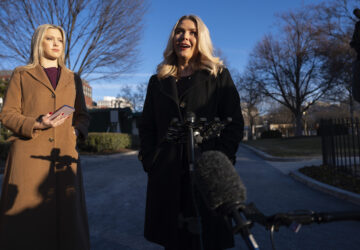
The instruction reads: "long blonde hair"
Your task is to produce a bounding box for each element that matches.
[157,15,223,79]
[23,24,66,69]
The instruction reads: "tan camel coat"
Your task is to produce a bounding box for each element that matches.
[0,65,90,250]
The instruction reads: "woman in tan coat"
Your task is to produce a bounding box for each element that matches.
[0,24,90,250]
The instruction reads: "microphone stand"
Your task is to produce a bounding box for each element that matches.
[186,112,205,250]
[230,207,259,250]
[166,113,246,249]
[187,112,196,173]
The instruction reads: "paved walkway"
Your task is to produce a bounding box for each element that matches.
[1,148,360,249]
[234,145,360,250]
[242,143,360,206]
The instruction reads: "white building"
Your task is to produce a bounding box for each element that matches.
[97,96,133,110]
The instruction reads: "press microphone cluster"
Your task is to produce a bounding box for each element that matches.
[193,151,360,250]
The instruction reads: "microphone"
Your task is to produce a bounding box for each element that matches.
[195,150,246,212]
[195,151,259,249]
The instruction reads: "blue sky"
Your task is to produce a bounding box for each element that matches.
[91,0,325,101]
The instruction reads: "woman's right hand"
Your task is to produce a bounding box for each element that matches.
[33,112,69,130]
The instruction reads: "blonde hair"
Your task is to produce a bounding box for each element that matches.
[23,24,66,69]
[157,15,223,79]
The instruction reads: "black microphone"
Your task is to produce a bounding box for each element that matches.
[194,150,246,212]
[195,151,259,249]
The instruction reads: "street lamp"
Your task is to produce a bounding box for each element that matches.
[303,111,307,136]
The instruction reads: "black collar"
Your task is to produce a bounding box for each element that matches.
[158,70,211,104]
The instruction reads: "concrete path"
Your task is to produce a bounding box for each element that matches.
[234,145,360,250]
[1,147,360,249]
[80,152,160,250]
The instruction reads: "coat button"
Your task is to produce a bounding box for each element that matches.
[51,93,55,98]
[180,102,186,108]
[49,137,54,142]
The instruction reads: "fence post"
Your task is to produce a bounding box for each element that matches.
[320,119,328,166]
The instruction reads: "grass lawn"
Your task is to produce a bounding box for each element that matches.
[299,165,360,194]
[243,136,322,157]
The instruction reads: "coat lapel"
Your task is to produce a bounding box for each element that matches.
[26,65,73,93]
[27,65,54,93]
[157,70,210,104]
[184,70,210,94]
[55,67,73,92]
[158,76,179,105]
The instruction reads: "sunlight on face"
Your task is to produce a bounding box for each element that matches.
[41,28,63,61]
[173,19,198,64]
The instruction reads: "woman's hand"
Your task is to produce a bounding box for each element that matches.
[33,112,69,130]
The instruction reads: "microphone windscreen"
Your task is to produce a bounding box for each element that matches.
[195,150,246,213]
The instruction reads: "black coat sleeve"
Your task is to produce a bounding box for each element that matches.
[73,73,90,139]
[215,68,244,164]
[138,75,158,172]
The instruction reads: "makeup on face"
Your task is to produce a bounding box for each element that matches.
[173,19,198,64]
[41,28,63,61]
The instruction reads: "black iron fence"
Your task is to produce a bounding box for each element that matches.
[320,118,360,178]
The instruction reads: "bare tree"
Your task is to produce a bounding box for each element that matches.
[0,0,146,80]
[234,69,263,140]
[250,8,335,136]
[312,0,358,119]
[118,82,147,112]
[266,103,294,125]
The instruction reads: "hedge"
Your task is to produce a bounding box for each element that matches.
[0,133,139,159]
[78,132,140,153]
[0,127,12,141]
[260,130,282,139]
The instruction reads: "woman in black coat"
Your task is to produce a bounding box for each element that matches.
[138,15,244,250]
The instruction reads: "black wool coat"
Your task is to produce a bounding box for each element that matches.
[138,68,244,248]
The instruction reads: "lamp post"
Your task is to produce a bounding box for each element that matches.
[303,111,307,136]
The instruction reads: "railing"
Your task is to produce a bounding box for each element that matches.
[320,118,360,178]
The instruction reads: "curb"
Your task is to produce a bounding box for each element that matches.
[290,171,360,206]
[80,150,139,164]
[241,143,321,162]
[80,150,138,159]
[241,144,360,207]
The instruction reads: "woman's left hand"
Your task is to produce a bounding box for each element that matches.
[34,112,69,130]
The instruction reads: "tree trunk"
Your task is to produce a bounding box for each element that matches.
[248,127,253,140]
[295,114,303,136]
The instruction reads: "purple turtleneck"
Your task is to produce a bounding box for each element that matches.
[43,67,61,90]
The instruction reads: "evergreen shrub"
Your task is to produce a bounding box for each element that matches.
[78,132,139,153]
[260,130,282,139]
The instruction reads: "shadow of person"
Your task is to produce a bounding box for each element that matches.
[0,148,89,250]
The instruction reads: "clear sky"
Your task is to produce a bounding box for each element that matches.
[91,0,325,101]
